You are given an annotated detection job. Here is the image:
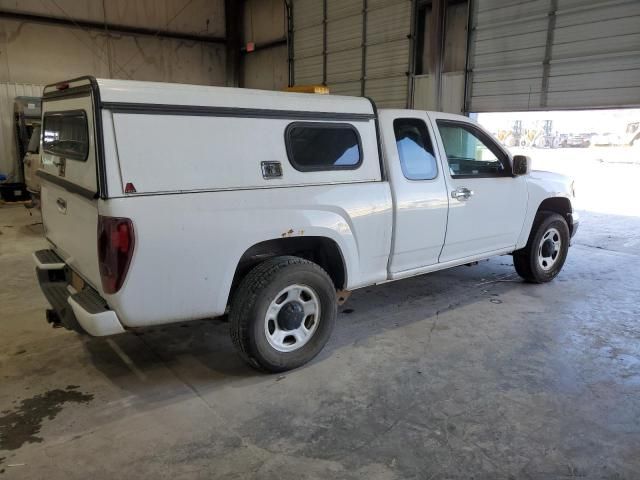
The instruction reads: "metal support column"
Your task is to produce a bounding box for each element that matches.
[540,0,558,108]
[361,0,368,97]
[225,0,244,87]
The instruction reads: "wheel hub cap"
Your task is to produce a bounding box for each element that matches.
[264,284,321,353]
[541,239,554,258]
[277,301,304,330]
[537,227,562,271]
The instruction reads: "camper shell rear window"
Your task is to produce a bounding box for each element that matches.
[43,110,89,161]
[285,122,362,172]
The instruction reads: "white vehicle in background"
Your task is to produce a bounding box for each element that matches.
[624,122,639,147]
[33,77,579,372]
[592,132,623,147]
[23,125,42,205]
[0,97,40,203]
[592,122,640,147]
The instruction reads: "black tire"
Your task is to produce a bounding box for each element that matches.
[229,256,337,372]
[513,212,570,283]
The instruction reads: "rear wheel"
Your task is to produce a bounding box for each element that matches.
[229,256,337,372]
[513,212,570,283]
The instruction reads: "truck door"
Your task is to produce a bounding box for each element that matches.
[380,111,449,275]
[429,113,528,263]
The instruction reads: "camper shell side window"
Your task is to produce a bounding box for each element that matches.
[285,122,363,172]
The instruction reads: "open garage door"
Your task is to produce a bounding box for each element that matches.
[467,0,640,112]
[292,0,411,108]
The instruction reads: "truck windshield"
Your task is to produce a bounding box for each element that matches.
[43,110,89,161]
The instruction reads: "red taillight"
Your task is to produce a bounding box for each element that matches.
[98,216,135,294]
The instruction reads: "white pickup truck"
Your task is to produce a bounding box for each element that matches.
[34,77,578,372]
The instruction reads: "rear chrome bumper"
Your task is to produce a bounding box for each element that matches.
[34,249,125,336]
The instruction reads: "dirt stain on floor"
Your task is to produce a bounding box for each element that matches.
[0,386,93,451]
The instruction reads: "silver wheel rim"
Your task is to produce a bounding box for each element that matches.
[538,227,562,271]
[264,284,320,353]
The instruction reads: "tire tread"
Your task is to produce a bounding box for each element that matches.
[513,210,569,283]
[229,256,333,371]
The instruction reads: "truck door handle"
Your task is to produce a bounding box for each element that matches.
[451,187,474,201]
[56,197,67,212]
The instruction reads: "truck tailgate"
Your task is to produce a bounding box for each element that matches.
[41,182,101,289]
[38,83,102,291]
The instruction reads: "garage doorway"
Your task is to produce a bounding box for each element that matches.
[478,109,640,255]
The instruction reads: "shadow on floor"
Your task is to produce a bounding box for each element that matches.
[82,256,525,393]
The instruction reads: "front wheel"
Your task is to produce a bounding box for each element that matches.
[513,212,570,283]
[229,256,337,372]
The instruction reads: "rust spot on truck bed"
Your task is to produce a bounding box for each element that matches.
[281,229,305,238]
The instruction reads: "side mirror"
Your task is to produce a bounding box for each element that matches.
[512,155,531,176]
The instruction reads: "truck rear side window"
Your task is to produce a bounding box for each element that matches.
[393,118,438,180]
[285,123,362,171]
[43,110,89,161]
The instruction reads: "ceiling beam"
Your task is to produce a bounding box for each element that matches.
[0,9,226,45]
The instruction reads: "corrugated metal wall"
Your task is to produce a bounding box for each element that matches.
[326,0,362,97]
[365,0,411,107]
[292,0,324,85]
[0,83,44,179]
[292,0,411,108]
[468,0,640,112]
[243,0,289,90]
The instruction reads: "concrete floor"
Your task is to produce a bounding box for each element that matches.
[1,200,640,479]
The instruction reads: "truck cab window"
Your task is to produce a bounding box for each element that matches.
[286,123,362,171]
[436,121,509,177]
[393,118,438,180]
